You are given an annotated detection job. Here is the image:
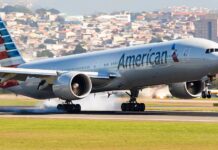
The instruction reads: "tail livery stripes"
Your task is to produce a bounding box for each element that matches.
[0,18,25,67]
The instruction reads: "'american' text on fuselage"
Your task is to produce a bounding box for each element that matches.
[118,49,168,69]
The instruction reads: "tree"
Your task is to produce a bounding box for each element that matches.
[20,35,28,43]
[26,19,38,27]
[95,28,101,33]
[60,44,87,56]
[73,44,87,54]
[38,44,46,49]
[55,16,65,23]
[149,37,163,43]
[35,8,47,15]
[37,50,54,58]
[44,39,56,44]
[60,50,74,56]
[48,8,60,14]
[1,5,32,14]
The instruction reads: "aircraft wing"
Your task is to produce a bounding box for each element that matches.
[0,67,117,83]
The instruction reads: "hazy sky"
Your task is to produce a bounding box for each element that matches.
[3,0,218,15]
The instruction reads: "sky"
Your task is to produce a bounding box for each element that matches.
[3,0,218,15]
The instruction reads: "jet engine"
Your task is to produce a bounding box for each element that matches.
[169,81,205,99]
[52,72,92,100]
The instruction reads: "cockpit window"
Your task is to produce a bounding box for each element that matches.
[206,48,218,53]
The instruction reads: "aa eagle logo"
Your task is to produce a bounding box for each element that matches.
[171,44,179,62]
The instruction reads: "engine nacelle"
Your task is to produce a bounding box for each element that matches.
[52,72,92,100]
[169,81,205,99]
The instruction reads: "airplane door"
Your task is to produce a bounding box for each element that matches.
[183,48,189,57]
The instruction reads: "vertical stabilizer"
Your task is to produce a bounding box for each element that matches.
[0,18,25,67]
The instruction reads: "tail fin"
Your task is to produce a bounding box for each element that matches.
[0,18,25,67]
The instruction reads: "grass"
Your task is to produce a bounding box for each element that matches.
[0,118,218,150]
[0,98,38,106]
[0,97,218,150]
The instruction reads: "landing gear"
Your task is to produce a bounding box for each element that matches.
[202,90,211,99]
[121,89,145,112]
[57,100,81,113]
[202,75,214,99]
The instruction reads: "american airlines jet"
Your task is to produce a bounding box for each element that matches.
[0,18,217,113]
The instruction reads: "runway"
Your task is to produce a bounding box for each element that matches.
[1,106,218,122]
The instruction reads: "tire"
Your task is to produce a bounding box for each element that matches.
[130,103,135,111]
[75,104,81,113]
[57,104,63,110]
[207,91,212,99]
[121,103,126,111]
[65,105,74,113]
[126,104,130,111]
[139,103,145,111]
[134,104,138,111]
[202,91,207,99]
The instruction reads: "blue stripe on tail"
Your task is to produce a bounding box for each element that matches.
[5,43,16,50]
[0,21,5,29]
[3,36,13,43]
[7,50,20,57]
[0,29,9,36]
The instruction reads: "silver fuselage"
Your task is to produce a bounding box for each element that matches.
[8,38,218,99]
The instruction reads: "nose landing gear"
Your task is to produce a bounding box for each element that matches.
[202,75,215,99]
[121,89,145,112]
[202,90,211,99]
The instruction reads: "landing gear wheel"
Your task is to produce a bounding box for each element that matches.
[207,91,212,99]
[202,91,207,99]
[57,104,64,110]
[121,103,145,112]
[202,91,212,99]
[57,103,81,113]
[139,103,145,112]
[75,104,81,113]
[133,103,139,111]
[121,103,127,111]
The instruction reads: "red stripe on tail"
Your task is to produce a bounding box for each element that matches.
[0,37,4,45]
[0,51,8,59]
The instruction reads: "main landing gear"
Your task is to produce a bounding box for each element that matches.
[57,100,81,113]
[121,89,145,112]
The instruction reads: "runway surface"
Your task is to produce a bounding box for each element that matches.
[1,106,218,122]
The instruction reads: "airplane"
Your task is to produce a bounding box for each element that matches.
[0,17,217,113]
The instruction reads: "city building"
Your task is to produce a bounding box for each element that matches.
[195,14,218,42]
